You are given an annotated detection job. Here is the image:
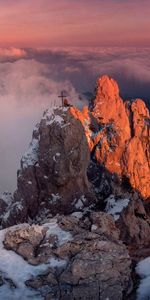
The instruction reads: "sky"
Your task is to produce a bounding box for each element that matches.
[0,0,150,47]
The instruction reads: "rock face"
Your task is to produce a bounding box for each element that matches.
[72,75,150,200]
[93,77,150,200]
[0,192,13,226]
[2,107,94,227]
[4,224,46,261]
[93,75,130,142]
[123,99,150,199]
[1,75,149,229]
[105,192,150,247]
[0,75,149,299]
[2,213,132,300]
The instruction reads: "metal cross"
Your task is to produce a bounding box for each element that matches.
[58,91,66,107]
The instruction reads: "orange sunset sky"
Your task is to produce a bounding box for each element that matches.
[0,0,150,47]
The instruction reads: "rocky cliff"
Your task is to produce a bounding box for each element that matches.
[71,75,150,200]
[0,75,149,299]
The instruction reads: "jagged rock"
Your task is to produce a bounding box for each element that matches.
[0,192,12,220]
[2,107,95,227]
[0,75,149,300]
[70,75,150,200]
[2,200,27,228]
[4,224,46,261]
[93,75,130,141]
[123,99,150,199]
[105,192,150,247]
[1,76,149,229]
[3,213,132,300]
[90,211,120,240]
[0,193,14,229]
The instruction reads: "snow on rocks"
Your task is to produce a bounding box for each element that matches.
[71,211,83,219]
[0,192,13,206]
[10,104,92,224]
[0,193,13,224]
[136,257,150,300]
[0,226,47,300]
[2,201,24,223]
[75,195,87,210]
[0,212,132,299]
[21,138,39,169]
[43,218,72,246]
[105,194,130,221]
[42,107,68,127]
[0,219,73,299]
[48,193,61,204]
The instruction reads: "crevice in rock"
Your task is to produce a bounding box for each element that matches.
[34,165,41,208]
[127,102,135,138]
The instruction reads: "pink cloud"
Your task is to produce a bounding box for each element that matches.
[0,0,150,47]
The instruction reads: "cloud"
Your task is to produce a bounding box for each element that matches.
[0,47,26,60]
[0,47,149,192]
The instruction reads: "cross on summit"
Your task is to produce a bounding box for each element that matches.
[58,91,66,107]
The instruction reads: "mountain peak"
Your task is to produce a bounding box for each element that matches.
[96,75,119,100]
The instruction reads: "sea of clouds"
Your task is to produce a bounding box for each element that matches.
[0,46,150,192]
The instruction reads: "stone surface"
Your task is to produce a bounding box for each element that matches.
[2,107,95,227]
[3,213,132,300]
[0,192,13,225]
[4,224,46,260]
[116,193,150,246]
[123,99,150,199]
[0,75,149,299]
[70,75,150,200]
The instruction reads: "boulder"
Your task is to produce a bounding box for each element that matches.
[3,213,132,300]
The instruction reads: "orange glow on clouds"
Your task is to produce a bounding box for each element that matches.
[0,0,150,47]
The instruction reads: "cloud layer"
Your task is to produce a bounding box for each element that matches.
[0,47,150,192]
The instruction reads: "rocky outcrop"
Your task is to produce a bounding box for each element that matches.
[0,192,13,226]
[93,75,130,142]
[71,75,150,200]
[104,192,150,248]
[123,99,150,199]
[1,75,149,229]
[4,224,47,261]
[0,75,149,299]
[93,77,150,200]
[2,107,95,227]
[2,213,132,300]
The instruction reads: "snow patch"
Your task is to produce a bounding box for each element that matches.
[91,224,98,231]
[71,212,83,219]
[42,107,68,127]
[53,153,60,162]
[136,257,150,300]
[0,228,47,300]
[3,202,24,222]
[75,195,86,210]
[44,218,72,246]
[0,220,71,299]
[0,192,12,206]
[22,138,39,169]
[105,195,129,221]
[48,193,61,204]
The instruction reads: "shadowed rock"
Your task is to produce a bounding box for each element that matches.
[2,107,95,227]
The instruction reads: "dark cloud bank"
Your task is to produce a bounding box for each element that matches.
[0,47,150,191]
